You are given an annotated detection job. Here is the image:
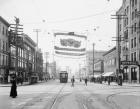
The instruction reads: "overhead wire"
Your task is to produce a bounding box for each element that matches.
[23,9,117,24]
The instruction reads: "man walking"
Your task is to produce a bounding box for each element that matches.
[85,77,88,86]
[71,76,75,87]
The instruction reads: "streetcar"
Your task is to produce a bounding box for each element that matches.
[59,71,68,83]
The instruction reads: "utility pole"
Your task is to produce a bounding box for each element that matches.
[111,14,127,86]
[45,52,49,78]
[10,17,23,77]
[33,29,41,77]
[33,29,41,49]
[93,43,95,82]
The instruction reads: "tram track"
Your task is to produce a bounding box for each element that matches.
[16,83,67,109]
[105,90,140,109]
[48,83,68,109]
[83,85,140,109]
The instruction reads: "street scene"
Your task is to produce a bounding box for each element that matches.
[0,0,140,109]
[0,80,140,109]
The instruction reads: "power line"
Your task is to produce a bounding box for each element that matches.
[23,10,116,24]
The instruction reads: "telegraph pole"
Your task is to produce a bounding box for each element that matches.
[33,29,41,49]
[33,29,41,77]
[93,43,95,82]
[15,18,19,76]
[10,17,23,77]
[45,52,49,77]
[111,14,127,86]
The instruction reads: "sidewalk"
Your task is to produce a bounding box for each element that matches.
[102,81,140,87]
[0,80,48,87]
[0,82,29,87]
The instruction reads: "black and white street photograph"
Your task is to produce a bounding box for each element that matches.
[0,0,140,109]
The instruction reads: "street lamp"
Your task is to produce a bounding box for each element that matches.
[93,43,95,82]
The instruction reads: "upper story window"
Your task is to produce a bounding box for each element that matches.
[139,50,140,61]
[131,25,133,34]
[134,52,136,61]
[135,0,137,5]
[119,24,121,31]
[139,36,140,43]
[134,37,136,47]
[132,11,135,20]
[126,6,129,14]
[0,39,1,51]
[124,30,128,40]
[2,27,4,35]
[131,39,134,48]
[0,23,1,33]
[134,23,137,32]
[132,0,134,7]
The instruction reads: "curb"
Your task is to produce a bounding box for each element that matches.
[0,81,47,87]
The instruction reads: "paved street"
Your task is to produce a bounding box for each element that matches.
[0,80,140,109]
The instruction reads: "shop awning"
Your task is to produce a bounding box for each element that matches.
[93,74,101,78]
[102,72,115,77]
[89,74,101,78]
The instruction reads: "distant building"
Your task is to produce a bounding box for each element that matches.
[48,61,56,79]
[86,50,106,76]
[103,47,117,75]
[0,16,10,83]
[94,59,104,76]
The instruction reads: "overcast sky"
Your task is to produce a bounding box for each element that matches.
[0,0,122,73]
[0,0,122,51]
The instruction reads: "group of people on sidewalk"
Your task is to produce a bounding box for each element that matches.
[71,76,88,87]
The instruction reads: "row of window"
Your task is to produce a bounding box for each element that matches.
[0,23,8,36]
[131,37,137,48]
[0,39,8,52]
[131,52,136,61]
[0,53,8,66]
[10,58,35,71]
[131,0,137,8]
[10,46,35,62]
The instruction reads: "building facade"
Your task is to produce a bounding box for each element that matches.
[94,59,104,76]
[9,33,37,83]
[86,50,106,76]
[0,16,10,83]
[117,0,140,83]
[103,47,117,74]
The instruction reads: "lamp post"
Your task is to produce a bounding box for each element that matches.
[93,43,95,82]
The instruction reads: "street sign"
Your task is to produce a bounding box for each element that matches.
[121,61,139,65]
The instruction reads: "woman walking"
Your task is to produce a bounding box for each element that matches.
[10,75,17,98]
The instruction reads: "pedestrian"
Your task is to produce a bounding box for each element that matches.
[80,78,82,82]
[10,75,17,98]
[20,75,23,85]
[71,76,75,87]
[108,76,110,85]
[85,78,88,86]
